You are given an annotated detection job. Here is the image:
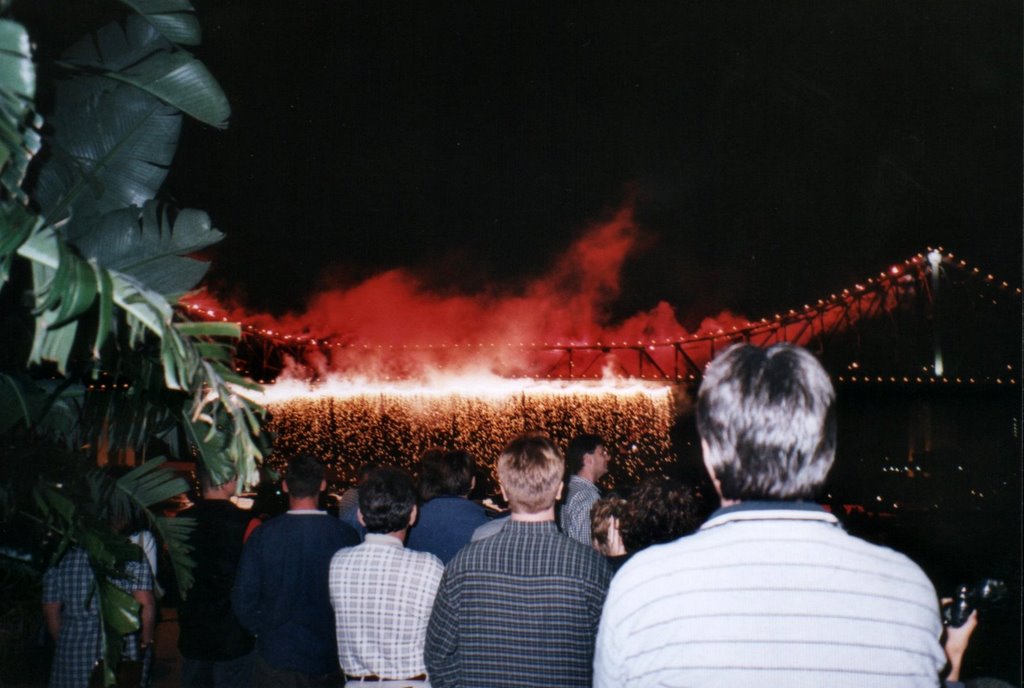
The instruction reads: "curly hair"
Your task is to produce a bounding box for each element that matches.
[590,496,627,555]
[619,476,701,553]
[359,466,417,533]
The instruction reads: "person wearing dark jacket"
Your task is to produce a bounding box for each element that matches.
[233,453,360,687]
[407,450,488,564]
[177,463,256,688]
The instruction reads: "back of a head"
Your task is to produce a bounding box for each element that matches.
[565,433,605,477]
[358,467,416,533]
[590,495,627,554]
[497,434,564,514]
[356,461,380,484]
[101,466,145,534]
[196,460,236,495]
[437,450,477,497]
[696,343,836,502]
[417,447,445,501]
[285,453,325,499]
[620,476,700,552]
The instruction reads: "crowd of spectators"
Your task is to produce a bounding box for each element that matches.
[40,343,1007,688]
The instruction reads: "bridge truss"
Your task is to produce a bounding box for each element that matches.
[187,249,1020,387]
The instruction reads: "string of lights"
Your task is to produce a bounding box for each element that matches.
[182,247,1018,352]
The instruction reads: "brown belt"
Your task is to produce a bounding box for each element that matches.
[344,674,427,682]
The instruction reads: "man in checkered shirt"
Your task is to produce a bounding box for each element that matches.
[425,434,612,688]
[559,434,612,546]
[329,467,444,686]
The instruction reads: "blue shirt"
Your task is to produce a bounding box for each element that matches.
[406,496,489,564]
[232,511,360,675]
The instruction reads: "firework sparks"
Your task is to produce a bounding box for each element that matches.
[262,376,678,490]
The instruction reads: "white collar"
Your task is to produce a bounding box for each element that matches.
[363,533,404,548]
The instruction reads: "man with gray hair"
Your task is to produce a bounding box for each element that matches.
[594,344,949,687]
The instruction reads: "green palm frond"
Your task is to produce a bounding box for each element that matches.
[114,457,190,508]
[59,14,228,128]
[116,0,202,47]
[112,460,196,594]
[0,19,41,204]
[73,200,223,298]
[156,514,196,597]
[3,6,262,683]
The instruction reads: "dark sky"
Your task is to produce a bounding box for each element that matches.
[160,1,1020,326]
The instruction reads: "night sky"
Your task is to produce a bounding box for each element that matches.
[147,2,1019,327]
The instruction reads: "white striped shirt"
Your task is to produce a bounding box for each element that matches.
[594,502,947,688]
[329,534,444,682]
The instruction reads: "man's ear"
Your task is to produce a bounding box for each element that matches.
[319,479,327,493]
[282,480,290,494]
[498,483,509,504]
[701,440,724,499]
[555,481,564,501]
[357,508,366,527]
[582,451,594,469]
[408,504,418,528]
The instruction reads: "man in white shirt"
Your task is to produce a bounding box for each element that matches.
[594,344,951,687]
[329,467,444,687]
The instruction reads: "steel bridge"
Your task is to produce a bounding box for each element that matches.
[191,249,1019,387]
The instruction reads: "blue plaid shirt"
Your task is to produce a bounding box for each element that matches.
[425,519,611,687]
[42,547,152,688]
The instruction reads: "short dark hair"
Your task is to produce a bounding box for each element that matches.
[358,467,416,533]
[417,447,446,501]
[355,461,380,484]
[196,460,236,494]
[565,434,605,476]
[696,344,836,501]
[619,476,700,552]
[435,450,476,497]
[284,453,325,499]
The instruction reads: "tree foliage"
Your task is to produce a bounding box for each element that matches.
[0,2,268,683]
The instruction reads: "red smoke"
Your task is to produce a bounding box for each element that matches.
[190,201,743,379]
[186,201,922,381]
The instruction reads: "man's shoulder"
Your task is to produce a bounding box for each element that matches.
[181,499,250,523]
[450,523,609,579]
[421,496,487,520]
[398,544,446,574]
[564,477,599,506]
[334,538,442,567]
[256,511,357,538]
[613,511,934,594]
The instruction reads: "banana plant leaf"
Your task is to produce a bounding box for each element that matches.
[112,460,196,596]
[32,80,182,234]
[0,372,34,434]
[83,459,196,596]
[0,372,84,440]
[71,200,223,299]
[116,0,202,47]
[59,14,228,128]
[0,20,33,116]
[0,19,41,202]
[0,202,41,285]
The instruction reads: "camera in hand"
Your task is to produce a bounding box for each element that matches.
[942,578,1007,627]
